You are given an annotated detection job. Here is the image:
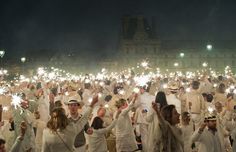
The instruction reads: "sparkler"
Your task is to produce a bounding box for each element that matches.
[0,87,6,95]
[11,94,22,109]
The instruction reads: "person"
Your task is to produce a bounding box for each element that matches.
[9,121,28,152]
[88,107,121,152]
[0,138,6,152]
[41,95,98,152]
[166,84,181,113]
[115,95,138,152]
[135,86,155,152]
[180,112,195,152]
[146,91,168,152]
[153,104,184,152]
[11,93,36,152]
[66,96,91,152]
[33,111,46,152]
[191,114,225,152]
[181,81,205,129]
[214,83,227,106]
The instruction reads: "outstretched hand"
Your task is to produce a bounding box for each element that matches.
[90,95,99,107]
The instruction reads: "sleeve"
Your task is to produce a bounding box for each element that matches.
[191,129,203,143]
[120,102,135,116]
[41,130,50,152]
[93,119,117,135]
[75,107,93,133]
[9,136,22,152]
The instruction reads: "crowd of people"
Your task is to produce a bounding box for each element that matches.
[0,67,236,152]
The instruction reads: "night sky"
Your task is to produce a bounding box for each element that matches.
[0,0,236,59]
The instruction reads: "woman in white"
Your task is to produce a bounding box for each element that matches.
[88,108,121,152]
[115,95,138,152]
[154,104,184,152]
[41,96,98,152]
[146,91,168,152]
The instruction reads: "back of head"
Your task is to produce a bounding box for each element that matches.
[218,83,225,93]
[47,107,69,132]
[91,117,104,129]
[192,81,200,90]
[155,91,168,110]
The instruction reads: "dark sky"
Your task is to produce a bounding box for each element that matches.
[0,0,236,59]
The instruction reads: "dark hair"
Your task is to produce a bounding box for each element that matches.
[84,83,91,89]
[218,83,225,93]
[192,81,200,90]
[206,94,213,102]
[155,91,168,110]
[161,105,176,125]
[105,95,112,102]
[91,117,104,129]
[51,87,58,96]
[0,138,5,145]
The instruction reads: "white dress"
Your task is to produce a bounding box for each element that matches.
[88,120,117,152]
[115,102,138,152]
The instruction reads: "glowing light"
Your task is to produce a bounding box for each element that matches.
[202,62,208,67]
[163,84,168,89]
[0,50,5,58]
[141,60,148,68]
[213,84,217,88]
[104,104,109,108]
[88,97,93,103]
[133,88,140,93]
[118,89,125,95]
[233,89,236,94]
[11,94,22,109]
[206,44,212,51]
[208,107,214,113]
[0,87,7,95]
[226,88,230,93]
[186,88,191,92]
[21,57,26,63]
[134,75,150,87]
[3,106,9,112]
[174,62,179,67]
[180,53,185,58]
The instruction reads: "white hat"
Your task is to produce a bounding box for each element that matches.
[65,95,83,105]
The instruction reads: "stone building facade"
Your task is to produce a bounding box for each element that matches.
[100,15,236,72]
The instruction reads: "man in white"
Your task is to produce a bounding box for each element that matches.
[66,96,92,152]
[191,115,225,152]
[181,81,205,129]
[166,84,181,114]
[135,87,155,152]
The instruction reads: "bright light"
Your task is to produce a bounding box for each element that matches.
[207,44,212,51]
[186,88,191,92]
[233,89,236,94]
[174,62,179,67]
[208,107,214,113]
[141,60,149,68]
[133,88,139,93]
[88,97,93,103]
[104,104,109,108]
[3,106,9,112]
[21,57,26,63]
[163,84,168,89]
[202,62,208,67]
[11,94,22,109]
[180,53,185,58]
[0,87,6,95]
[0,50,5,58]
